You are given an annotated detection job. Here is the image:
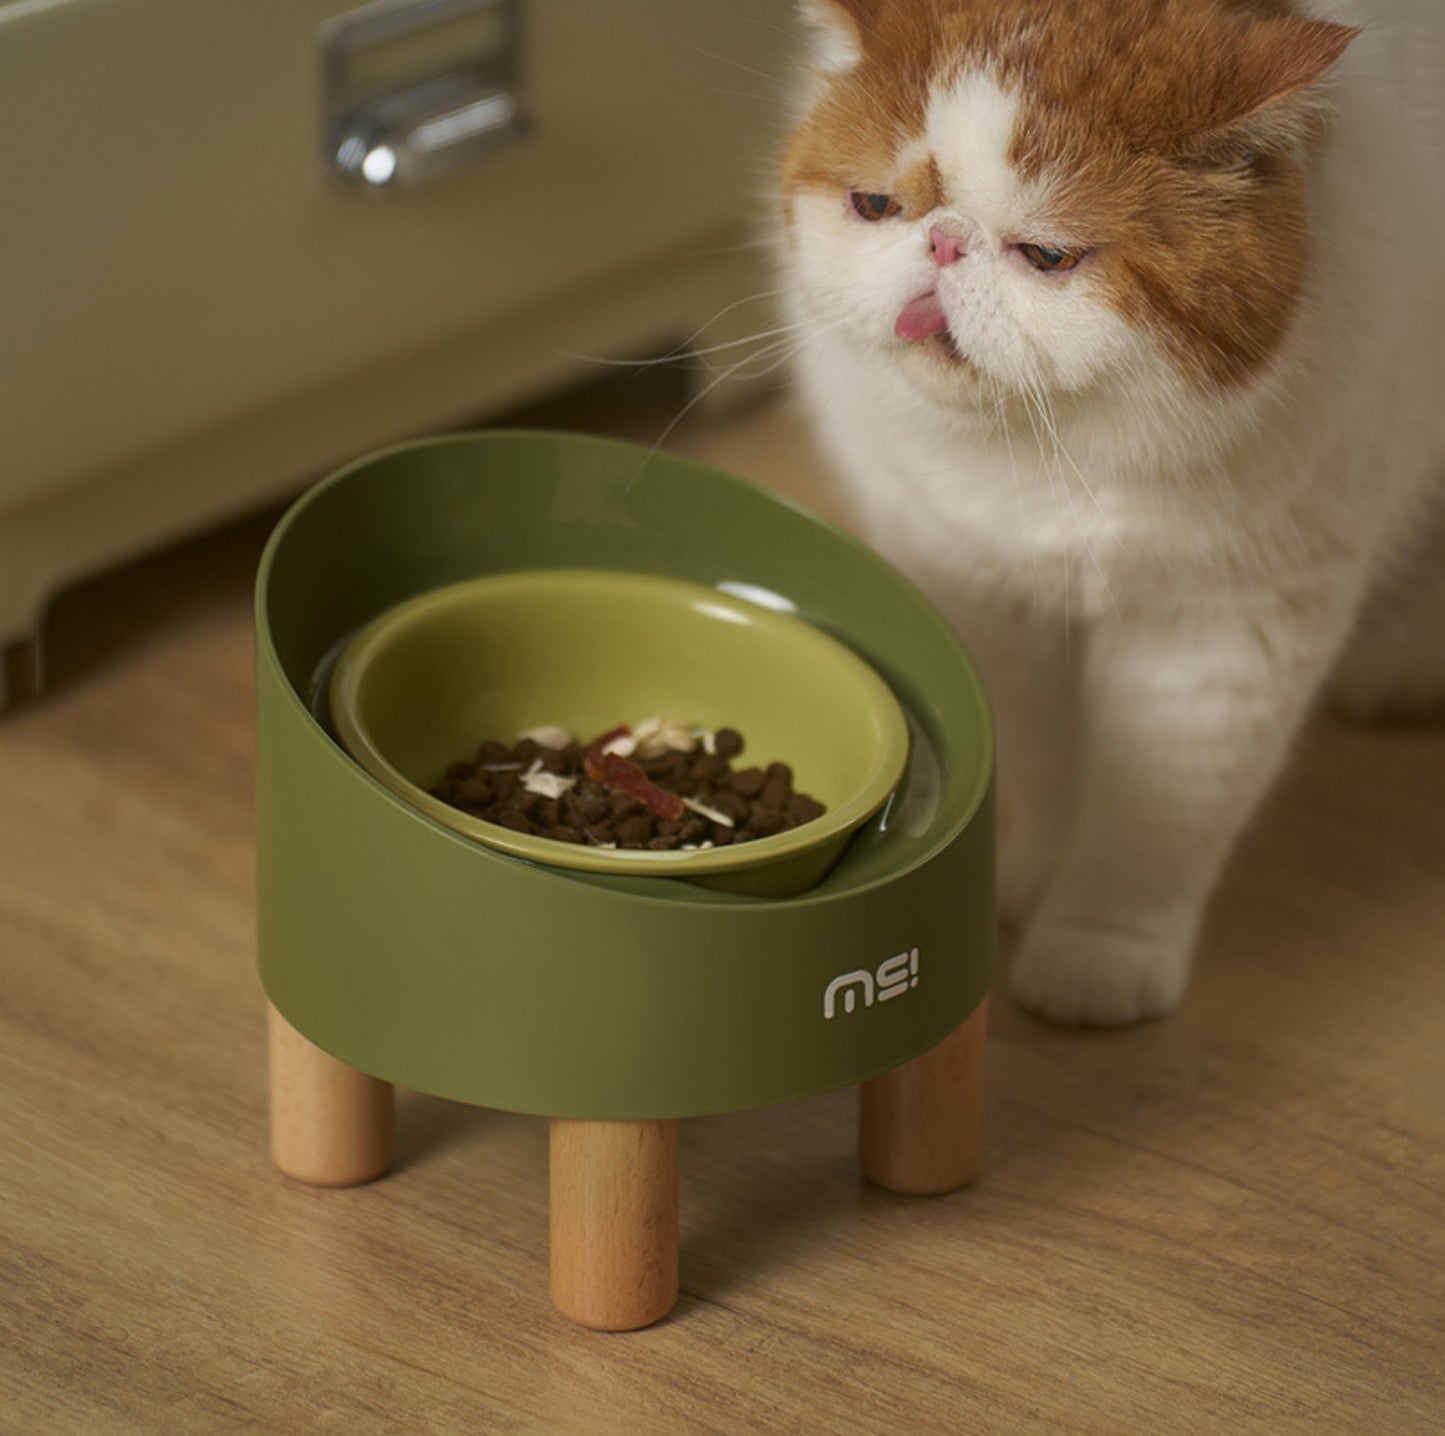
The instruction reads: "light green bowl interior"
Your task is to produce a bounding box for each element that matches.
[329,569,910,886]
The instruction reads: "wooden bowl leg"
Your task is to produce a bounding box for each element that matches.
[267,1000,394,1187]
[858,998,987,1196]
[549,1118,679,1331]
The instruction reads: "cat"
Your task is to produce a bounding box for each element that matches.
[777,0,1445,1024]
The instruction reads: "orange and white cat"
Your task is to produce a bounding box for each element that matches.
[779,0,1445,1023]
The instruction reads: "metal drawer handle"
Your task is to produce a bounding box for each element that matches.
[322,0,527,194]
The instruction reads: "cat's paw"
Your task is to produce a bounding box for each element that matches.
[1009,917,1193,1026]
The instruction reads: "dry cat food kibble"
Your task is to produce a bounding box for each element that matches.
[431,717,827,852]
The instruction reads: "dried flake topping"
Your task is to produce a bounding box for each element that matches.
[630,714,701,760]
[682,795,734,828]
[517,724,574,751]
[520,759,576,801]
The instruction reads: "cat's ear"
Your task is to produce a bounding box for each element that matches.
[1189,18,1359,169]
[797,0,875,73]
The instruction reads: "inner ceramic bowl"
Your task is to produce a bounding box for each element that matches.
[327,568,910,896]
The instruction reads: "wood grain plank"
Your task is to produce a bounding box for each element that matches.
[1,396,1441,1434]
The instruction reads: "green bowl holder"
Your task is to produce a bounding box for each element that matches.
[256,431,995,1120]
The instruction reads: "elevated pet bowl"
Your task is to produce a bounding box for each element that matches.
[255,430,995,1329]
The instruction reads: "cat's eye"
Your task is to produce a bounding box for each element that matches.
[850,191,902,221]
[1018,242,1084,273]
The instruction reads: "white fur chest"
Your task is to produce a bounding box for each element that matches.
[793,330,1226,622]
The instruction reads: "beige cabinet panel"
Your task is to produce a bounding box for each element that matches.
[0,0,799,699]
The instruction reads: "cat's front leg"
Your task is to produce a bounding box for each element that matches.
[1009,603,1349,1025]
[954,606,1078,929]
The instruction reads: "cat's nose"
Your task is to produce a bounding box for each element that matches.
[929,227,964,267]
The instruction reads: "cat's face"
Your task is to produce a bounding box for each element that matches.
[780,0,1355,411]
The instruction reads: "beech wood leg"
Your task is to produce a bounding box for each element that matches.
[859,998,987,1196]
[267,1000,394,1187]
[549,1118,679,1331]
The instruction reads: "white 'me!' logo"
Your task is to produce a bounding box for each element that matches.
[823,948,920,1019]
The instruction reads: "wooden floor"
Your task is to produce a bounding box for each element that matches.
[3,390,1443,1435]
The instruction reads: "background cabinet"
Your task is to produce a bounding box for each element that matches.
[0,0,799,706]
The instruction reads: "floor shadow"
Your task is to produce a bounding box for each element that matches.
[35,500,290,702]
[673,1093,882,1304]
[390,1090,505,1176]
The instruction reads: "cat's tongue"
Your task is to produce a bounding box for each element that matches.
[894,291,950,342]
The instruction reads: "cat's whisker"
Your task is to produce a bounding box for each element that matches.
[1042,385,1121,622]
[556,317,822,380]
[680,319,822,362]
[1012,376,1116,637]
[1029,377,1107,521]
[668,291,797,352]
[1008,382,1068,528]
[1015,372,1107,525]
[733,15,800,44]
[675,286,789,339]
[557,288,796,371]
[987,376,1043,613]
[675,38,787,90]
[553,352,701,372]
[671,38,799,115]
[678,317,851,396]
[643,332,813,458]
